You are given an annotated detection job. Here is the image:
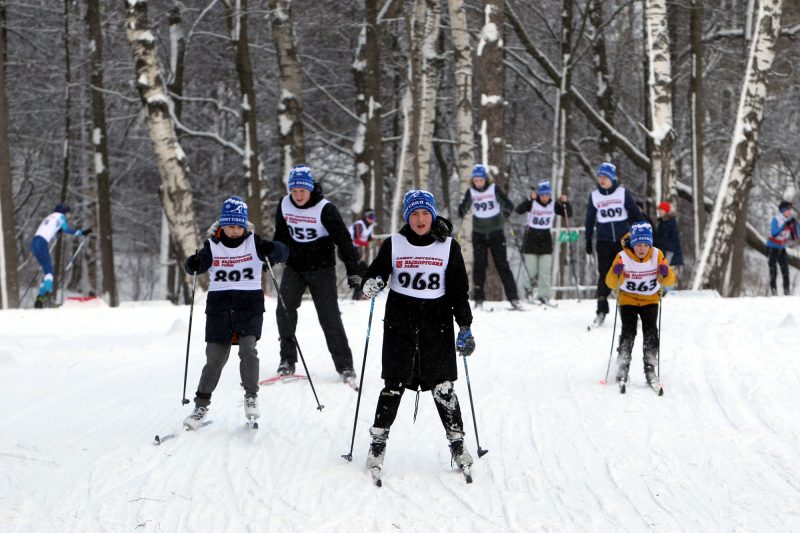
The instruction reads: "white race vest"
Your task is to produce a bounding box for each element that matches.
[591,187,628,223]
[389,234,451,299]
[527,200,556,230]
[208,234,263,292]
[349,220,375,247]
[470,184,501,219]
[619,248,661,295]
[281,196,330,243]
[35,212,66,243]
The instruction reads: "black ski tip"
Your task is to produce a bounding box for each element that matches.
[341,454,353,462]
[154,435,161,445]
[465,474,473,484]
[477,448,489,458]
[620,384,626,394]
[374,479,383,488]
[658,387,664,396]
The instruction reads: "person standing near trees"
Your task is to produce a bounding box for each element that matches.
[765,200,798,296]
[457,164,522,310]
[585,162,643,328]
[273,164,363,386]
[514,180,572,305]
[655,201,684,283]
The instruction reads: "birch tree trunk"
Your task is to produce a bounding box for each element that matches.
[691,0,783,295]
[353,0,398,226]
[87,0,118,307]
[124,0,202,292]
[413,0,442,190]
[644,0,677,206]
[270,0,305,189]
[223,0,264,235]
[688,0,705,258]
[0,1,17,308]
[447,0,474,274]
[588,0,615,162]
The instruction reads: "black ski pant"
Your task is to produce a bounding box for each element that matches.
[472,229,519,302]
[276,265,354,373]
[194,335,259,407]
[595,240,622,314]
[767,247,789,294]
[372,380,465,441]
[616,304,659,378]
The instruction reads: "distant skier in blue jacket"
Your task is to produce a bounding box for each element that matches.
[30,203,90,308]
[584,163,643,327]
[766,200,798,296]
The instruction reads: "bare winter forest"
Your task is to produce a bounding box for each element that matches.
[0,0,798,308]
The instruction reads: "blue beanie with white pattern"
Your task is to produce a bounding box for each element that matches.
[402,190,438,223]
[288,164,315,191]
[219,196,249,228]
[597,162,617,183]
[629,222,653,247]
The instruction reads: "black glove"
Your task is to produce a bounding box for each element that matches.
[347,275,362,289]
[785,217,797,227]
[78,228,92,237]
[267,241,289,264]
[184,254,201,274]
[585,240,593,255]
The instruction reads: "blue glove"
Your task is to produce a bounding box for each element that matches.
[456,326,475,356]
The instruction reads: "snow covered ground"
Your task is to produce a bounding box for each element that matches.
[1,292,799,532]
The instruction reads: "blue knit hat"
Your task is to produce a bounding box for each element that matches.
[54,203,71,214]
[629,222,653,247]
[471,164,488,179]
[219,196,249,228]
[402,190,437,223]
[288,164,314,191]
[597,162,617,183]
[537,180,552,195]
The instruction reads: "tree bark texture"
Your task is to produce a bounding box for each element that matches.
[475,0,505,184]
[688,0,705,258]
[692,0,783,295]
[588,0,615,162]
[124,0,202,290]
[0,1,17,308]
[87,0,118,307]
[270,0,305,189]
[644,0,677,206]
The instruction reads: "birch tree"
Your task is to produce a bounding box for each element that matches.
[447,0,474,273]
[692,0,783,295]
[643,0,677,207]
[0,1,17,309]
[269,0,305,187]
[390,0,441,231]
[223,0,264,235]
[124,0,203,291]
[87,0,118,307]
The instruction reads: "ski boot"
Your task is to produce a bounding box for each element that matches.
[449,439,473,469]
[366,426,388,469]
[244,395,260,419]
[509,299,523,311]
[644,365,658,385]
[473,299,484,310]
[183,406,209,430]
[592,312,606,328]
[276,360,295,376]
[340,368,358,390]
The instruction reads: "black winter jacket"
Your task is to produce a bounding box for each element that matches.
[584,183,644,244]
[364,218,472,390]
[186,231,288,343]
[514,198,573,254]
[274,184,361,275]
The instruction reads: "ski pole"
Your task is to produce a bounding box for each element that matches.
[562,207,582,302]
[58,236,91,306]
[181,272,197,405]
[342,284,379,462]
[601,295,620,384]
[657,291,663,380]
[461,352,489,458]
[265,258,325,411]
[511,226,536,295]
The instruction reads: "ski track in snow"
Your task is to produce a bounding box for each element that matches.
[1,296,800,531]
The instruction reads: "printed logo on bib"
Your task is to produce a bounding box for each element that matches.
[470,184,501,219]
[212,254,257,283]
[591,188,628,223]
[619,249,660,295]
[394,256,444,292]
[208,235,263,291]
[281,196,330,242]
[390,235,450,299]
[527,201,555,230]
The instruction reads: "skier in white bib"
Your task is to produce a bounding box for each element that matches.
[584,162,643,327]
[29,203,90,308]
[273,165,363,386]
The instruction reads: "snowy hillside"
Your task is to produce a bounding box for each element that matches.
[1,293,799,532]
